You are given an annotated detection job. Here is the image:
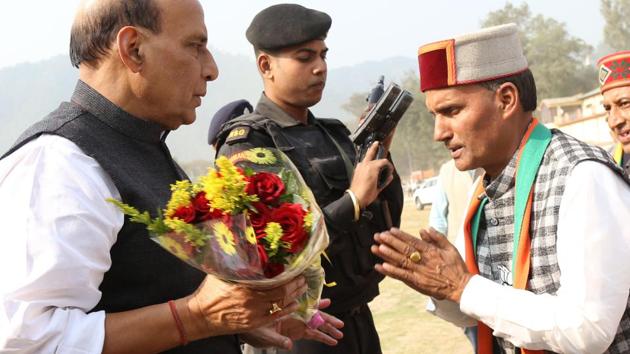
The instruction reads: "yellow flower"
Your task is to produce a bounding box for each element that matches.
[245,225,257,245]
[198,169,223,196]
[264,222,283,257]
[213,221,237,255]
[155,235,190,261]
[198,156,258,214]
[164,180,193,217]
[246,148,277,165]
[303,211,313,233]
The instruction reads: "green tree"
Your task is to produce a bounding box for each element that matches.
[482,3,596,100]
[601,0,630,51]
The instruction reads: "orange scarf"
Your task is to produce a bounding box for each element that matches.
[463,119,551,354]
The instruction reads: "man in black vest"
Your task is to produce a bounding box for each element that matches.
[372,24,630,353]
[216,4,404,354]
[0,1,344,353]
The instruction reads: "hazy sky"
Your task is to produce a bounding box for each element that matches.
[0,1,604,70]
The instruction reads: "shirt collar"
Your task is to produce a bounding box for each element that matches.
[71,80,165,143]
[483,150,518,201]
[255,93,315,127]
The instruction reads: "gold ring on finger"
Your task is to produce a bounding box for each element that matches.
[409,251,422,263]
[269,302,282,315]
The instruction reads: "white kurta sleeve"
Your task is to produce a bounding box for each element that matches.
[0,135,123,353]
[456,161,630,353]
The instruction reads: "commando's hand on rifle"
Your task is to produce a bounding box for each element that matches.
[349,142,394,208]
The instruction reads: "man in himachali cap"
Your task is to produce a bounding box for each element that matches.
[597,50,630,174]
[372,23,630,354]
[413,23,538,174]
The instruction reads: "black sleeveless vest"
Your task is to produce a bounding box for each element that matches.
[3,81,241,353]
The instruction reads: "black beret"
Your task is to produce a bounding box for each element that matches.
[246,4,331,51]
[208,99,253,145]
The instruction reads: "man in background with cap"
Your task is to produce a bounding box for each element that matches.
[598,50,630,175]
[216,4,403,354]
[208,99,253,150]
[372,23,630,353]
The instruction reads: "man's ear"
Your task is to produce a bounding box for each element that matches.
[117,26,144,73]
[497,82,519,117]
[257,53,273,80]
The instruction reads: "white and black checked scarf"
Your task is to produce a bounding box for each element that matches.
[475,129,630,354]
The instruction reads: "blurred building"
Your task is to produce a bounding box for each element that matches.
[539,88,614,149]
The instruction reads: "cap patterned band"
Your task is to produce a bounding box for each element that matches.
[597,51,630,93]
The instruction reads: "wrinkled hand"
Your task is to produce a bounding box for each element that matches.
[371,228,472,303]
[350,142,394,207]
[241,299,344,350]
[187,275,307,338]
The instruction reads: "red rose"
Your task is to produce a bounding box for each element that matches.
[257,244,269,269]
[192,192,223,222]
[264,262,285,278]
[250,202,272,238]
[192,192,210,213]
[204,208,224,222]
[270,203,308,253]
[246,172,285,204]
[171,205,196,223]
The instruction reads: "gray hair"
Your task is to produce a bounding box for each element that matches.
[69,0,162,68]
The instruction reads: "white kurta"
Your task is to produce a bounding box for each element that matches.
[0,135,123,353]
[429,161,630,353]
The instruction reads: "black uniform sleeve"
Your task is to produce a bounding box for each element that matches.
[319,192,357,256]
[379,153,404,228]
[320,155,403,257]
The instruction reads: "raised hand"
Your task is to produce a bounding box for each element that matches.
[371,228,472,303]
[350,142,394,207]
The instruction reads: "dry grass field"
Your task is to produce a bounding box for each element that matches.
[369,199,474,354]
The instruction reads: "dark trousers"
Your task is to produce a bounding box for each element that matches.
[280,303,382,354]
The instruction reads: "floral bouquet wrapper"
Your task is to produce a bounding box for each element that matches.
[110,147,329,327]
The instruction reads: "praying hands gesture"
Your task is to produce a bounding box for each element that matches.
[371,228,473,303]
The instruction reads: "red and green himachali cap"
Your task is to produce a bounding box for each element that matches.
[417,23,528,92]
[597,50,630,93]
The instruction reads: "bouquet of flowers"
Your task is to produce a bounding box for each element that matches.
[109,147,329,326]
